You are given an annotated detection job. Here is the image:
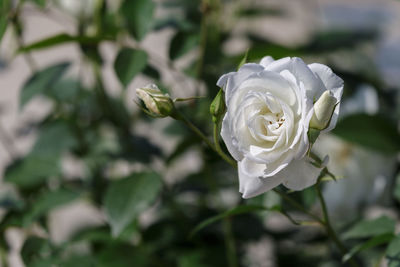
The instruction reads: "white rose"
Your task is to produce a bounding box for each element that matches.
[217,56,343,198]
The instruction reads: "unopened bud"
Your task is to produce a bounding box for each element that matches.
[136,84,174,117]
[310,90,337,130]
[210,89,226,123]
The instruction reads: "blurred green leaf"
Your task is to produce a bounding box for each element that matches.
[386,234,400,267]
[190,205,266,237]
[121,0,155,40]
[0,0,10,43]
[5,121,77,188]
[143,65,161,80]
[31,0,46,7]
[394,173,400,203]
[104,172,162,237]
[59,255,97,267]
[169,31,199,60]
[342,216,395,240]
[5,155,60,188]
[20,62,70,108]
[18,33,113,53]
[23,188,80,226]
[21,236,52,266]
[236,7,283,17]
[342,233,394,262]
[31,121,77,156]
[114,48,147,87]
[333,113,400,154]
[47,79,80,102]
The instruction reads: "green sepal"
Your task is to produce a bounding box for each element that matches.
[210,89,226,124]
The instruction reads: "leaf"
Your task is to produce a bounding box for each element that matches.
[332,113,400,154]
[5,155,60,188]
[342,216,396,240]
[18,33,113,53]
[342,233,394,263]
[114,48,148,87]
[237,49,249,70]
[104,172,162,237]
[169,31,199,60]
[190,205,267,238]
[5,121,77,188]
[386,234,400,267]
[0,0,10,43]
[20,62,70,108]
[31,121,77,157]
[121,0,155,40]
[21,236,52,265]
[394,173,400,203]
[23,189,80,226]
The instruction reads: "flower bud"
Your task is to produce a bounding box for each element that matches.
[136,84,174,117]
[310,90,337,130]
[210,89,226,123]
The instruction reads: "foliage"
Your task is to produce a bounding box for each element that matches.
[0,0,399,266]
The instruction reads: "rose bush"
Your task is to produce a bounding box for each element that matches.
[217,56,343,198]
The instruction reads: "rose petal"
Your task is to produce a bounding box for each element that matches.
[217,63,265,105]
[266,57,324,100]
[238,158,284,198]
[276,158,322,190]
[221,114,243,161]
[260,56,274,68]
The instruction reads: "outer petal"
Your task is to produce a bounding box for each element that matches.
[216,63,265,106]
[221,113,243,161]
[274,158,322,191]
[266,57,324,100]
[238,158,284,198]
[308,63,344,132]
[260,56,274,68]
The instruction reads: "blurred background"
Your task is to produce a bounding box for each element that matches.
[0,0,400,266]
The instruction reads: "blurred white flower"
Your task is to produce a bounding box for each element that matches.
[341,84,379,116]
[314,134,396,219]
[217,56,343,198]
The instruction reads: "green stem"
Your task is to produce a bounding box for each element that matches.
[213,123,237,168]
[223,217,238,267]
[178,112,236,168]
[315,183,359,267]
[272,188,323,224]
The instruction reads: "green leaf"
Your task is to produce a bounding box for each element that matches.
[23,189,80,226]
[20,62,70,108]
[332,113,400,154]
[114,48,148,87]
[21,236,52,265]
[343,233,394,262]
[237,49,249,70]
[342,216,396,240]
[31,0,46,7]
[18,33,113,53]
[169,31,199,60]
[394,173,400,203]
[104,172,162,237]
[121,0,155,40]
[190,205,267,238]
[0,0,10,43]
[31,121,77,156]
[5,155,60,188]
[386,234,400,267]
[5,121,77,188]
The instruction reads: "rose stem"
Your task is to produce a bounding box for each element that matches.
[176,113,238,267]
[315,182,359,267]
